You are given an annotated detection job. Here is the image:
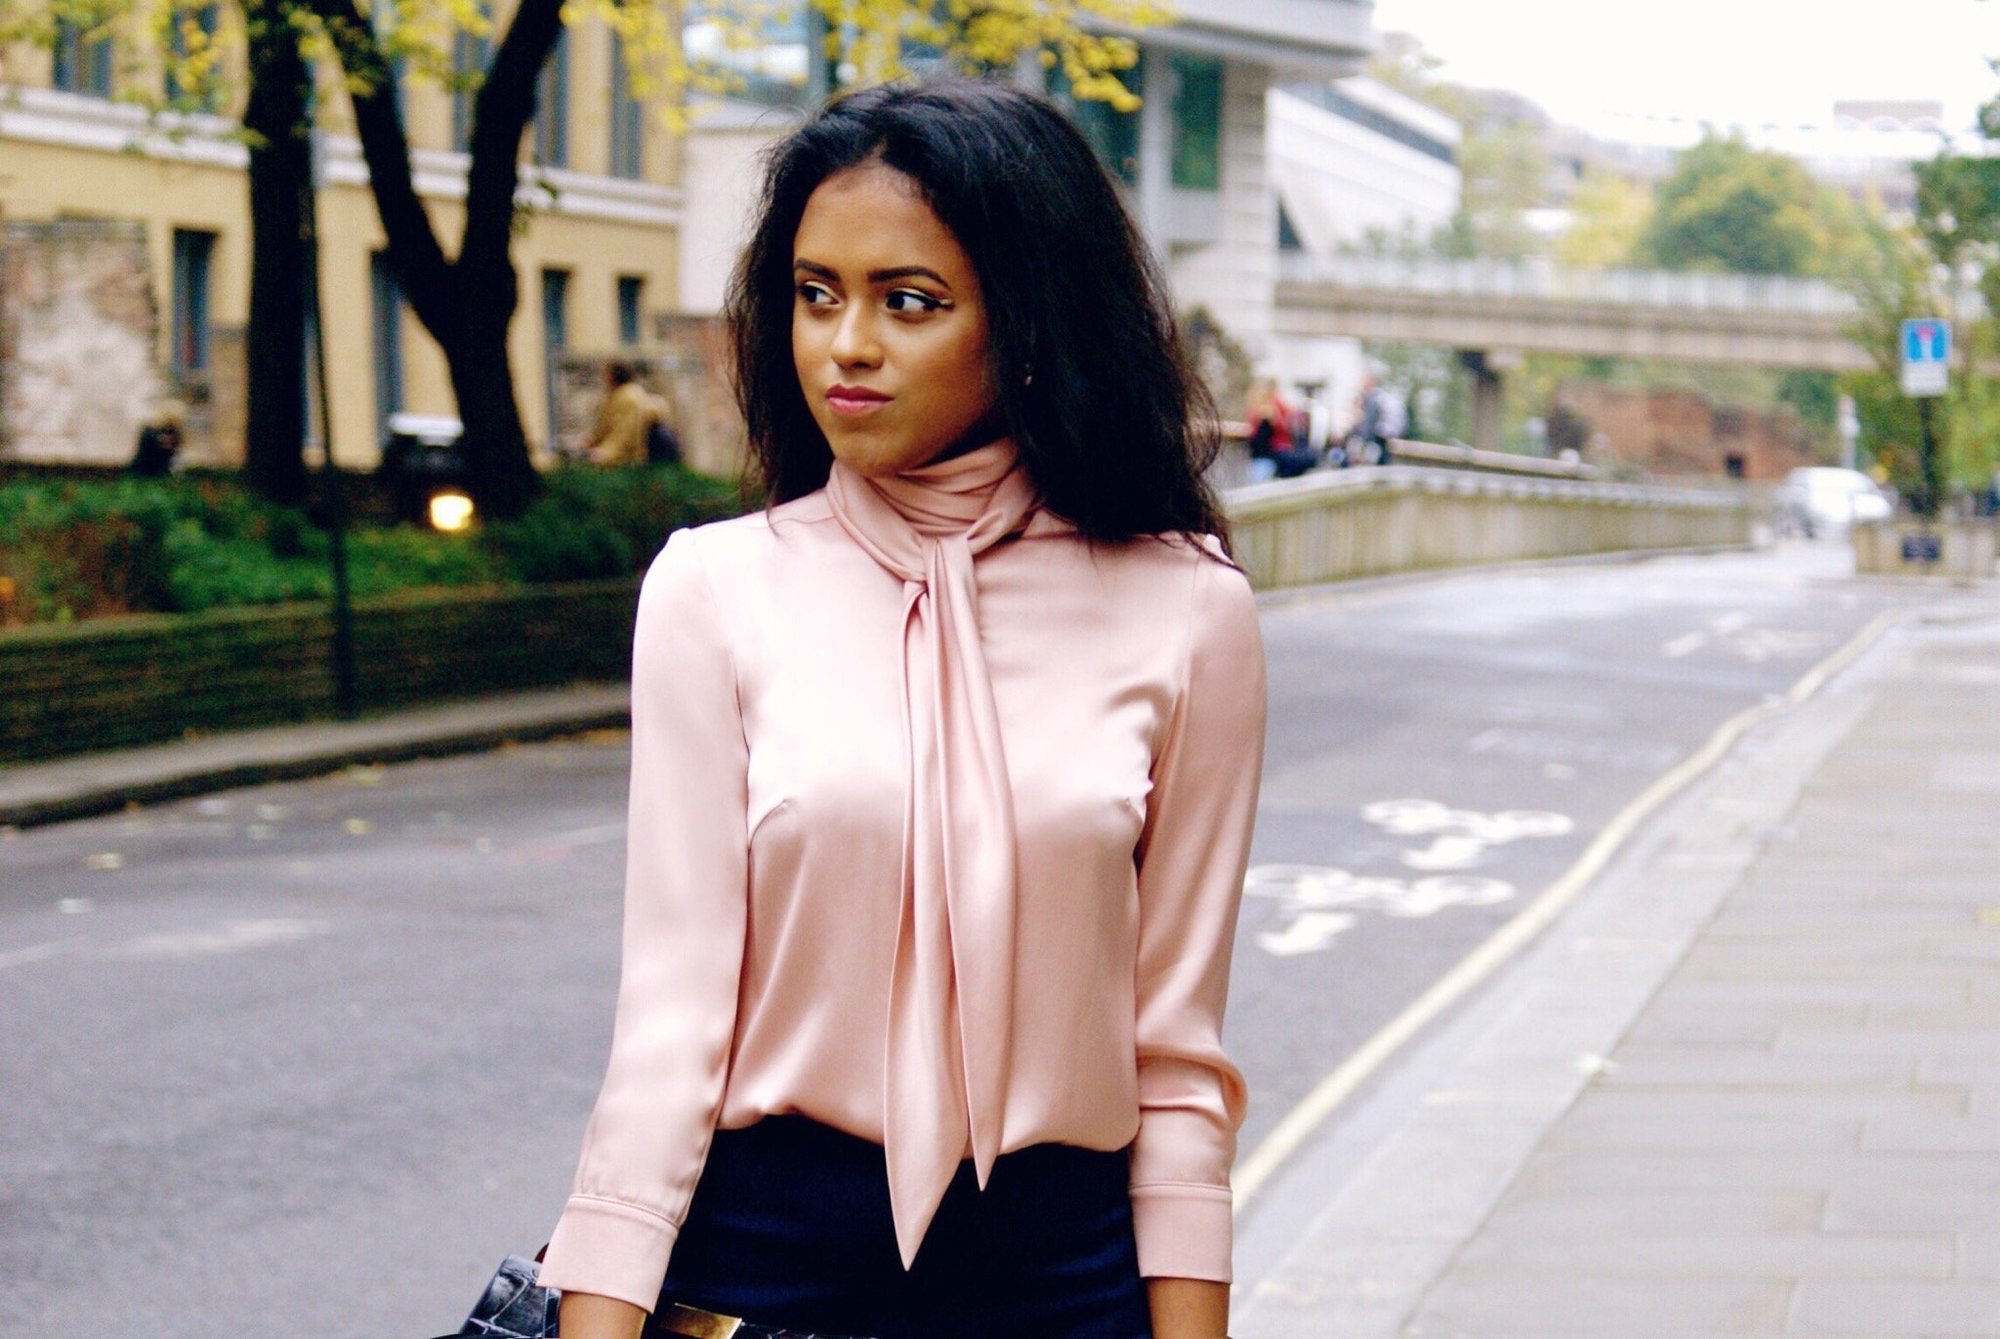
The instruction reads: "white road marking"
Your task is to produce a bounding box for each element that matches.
[104,918,329,961]
[0,939,81,972]
[545,822,627,848]
[1361,799,1574,872]
[1663,631,1709,658]
[1257,912,1357,957]
[1711,611,1751,635]
[1247,863,1522,958]
[1232,604,1910,1215]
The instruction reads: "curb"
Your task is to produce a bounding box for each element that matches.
[0,691,630,831]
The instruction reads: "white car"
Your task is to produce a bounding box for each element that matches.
[1774,467,1893,538]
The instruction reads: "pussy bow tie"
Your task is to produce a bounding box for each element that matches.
[824,440,1063,1268]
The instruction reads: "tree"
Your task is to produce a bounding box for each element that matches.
[1555,168,1651,269]
[1636,133,1864,279]
[11,0,1161,518]
[240,0,316,506]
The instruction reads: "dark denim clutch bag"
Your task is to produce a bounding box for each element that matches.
[452,1255,558,1337]
[432,1254,861,1338]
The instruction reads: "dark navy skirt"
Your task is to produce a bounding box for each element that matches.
[651,1116,1153,1339]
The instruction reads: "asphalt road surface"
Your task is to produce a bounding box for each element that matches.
[1,542,1905,1337]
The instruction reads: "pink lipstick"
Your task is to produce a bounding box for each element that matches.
[827,384,891,417]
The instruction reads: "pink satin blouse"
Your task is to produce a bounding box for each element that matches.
[537,443,1267,1311]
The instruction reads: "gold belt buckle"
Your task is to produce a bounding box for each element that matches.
[653,1301,745,1338]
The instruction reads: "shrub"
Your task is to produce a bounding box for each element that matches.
[488,464,749,583]
[0,465,749,628]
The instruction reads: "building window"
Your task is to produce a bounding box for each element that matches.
[609,33,644,179]
[542,267,571,442]
[1170,54,1222,192]
[163,3,221,109]
[534,30,569,168]
[1053,57,1142,186]
[371,251,406,441]
[53,18,114,98]
[452,24,492,154]
[1276,200,1303,253]
[617,275,645,346]
[171,228,216,375]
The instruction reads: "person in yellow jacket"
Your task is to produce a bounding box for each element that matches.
[578,362,670,466]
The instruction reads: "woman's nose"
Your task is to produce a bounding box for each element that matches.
[830,306,881,368]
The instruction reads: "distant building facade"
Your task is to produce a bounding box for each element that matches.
[0,2,682,467]
[676,0,1381,388]
[1264,75,1463,425]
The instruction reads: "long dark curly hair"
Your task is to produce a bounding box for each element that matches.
[725,77,1230,549]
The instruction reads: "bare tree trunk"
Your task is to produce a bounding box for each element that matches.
[241,0,313,506]
[315,0,564,520]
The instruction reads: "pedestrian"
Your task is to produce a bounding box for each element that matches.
[539,79,1266,1339]
[127,399,187,477]
[1354,374,1406,466]
[576,361,674,466]
[1243,378,1317,479]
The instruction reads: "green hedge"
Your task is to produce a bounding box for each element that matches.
[0,579,642,763]
[0,465,748,628]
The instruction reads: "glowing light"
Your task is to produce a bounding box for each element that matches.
[428,491,475,532]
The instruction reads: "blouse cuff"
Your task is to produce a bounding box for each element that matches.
[1129,1182,1234,1283]
[534,1194,681,1312]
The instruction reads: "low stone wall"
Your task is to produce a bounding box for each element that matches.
[0,580,639,764]
[1224,466,1752,591]
[1852,521,1998,581]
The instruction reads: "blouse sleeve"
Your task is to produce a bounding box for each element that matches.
[1127,549,1267,1283]
[537,528,749,1310]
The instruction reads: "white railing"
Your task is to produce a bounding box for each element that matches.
[1278,253,1864,316]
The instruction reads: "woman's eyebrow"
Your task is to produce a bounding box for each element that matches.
[867,265,950,287]
[791,258,951,288]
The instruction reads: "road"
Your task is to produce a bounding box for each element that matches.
[0,543,1905,1336]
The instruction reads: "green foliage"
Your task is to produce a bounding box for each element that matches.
[1557,170,1653,269]
[1777,371,1840,433]
[488,463,747,583]
[1637,134,1865,278]
[0,466,747,628]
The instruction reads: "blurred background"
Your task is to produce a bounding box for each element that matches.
[4,0,1998,1334]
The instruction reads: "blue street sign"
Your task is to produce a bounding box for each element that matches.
[1900,318,1951,397]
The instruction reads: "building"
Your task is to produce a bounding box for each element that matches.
[0,2,681,468]
[1263,74,1462,421]
[676,0,1380,376]
[1547,100,1990,219]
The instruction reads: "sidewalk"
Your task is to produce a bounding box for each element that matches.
[1237,602,2000,1337]
[0,682,630,830]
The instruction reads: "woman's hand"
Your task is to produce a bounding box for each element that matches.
[1145,1276,1231,1339]
[555,1290,647,1339]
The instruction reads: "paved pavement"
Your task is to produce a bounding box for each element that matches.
[0,683,630,829]
[7,569,1999,1338]
[1236,599,2000,1337]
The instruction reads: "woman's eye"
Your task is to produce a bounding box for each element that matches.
[797,282,837,307]
[886,289,946,315]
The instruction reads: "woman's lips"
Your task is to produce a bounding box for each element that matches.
[827,385,891,417]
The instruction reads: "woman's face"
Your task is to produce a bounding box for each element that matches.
[791,162,1000,477]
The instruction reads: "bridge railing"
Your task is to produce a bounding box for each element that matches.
[1279,254,1863,316]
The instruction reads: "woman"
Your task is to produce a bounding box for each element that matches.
[539,79,1266,1339]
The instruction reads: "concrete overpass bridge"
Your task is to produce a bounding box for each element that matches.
[1274,254,1900,451]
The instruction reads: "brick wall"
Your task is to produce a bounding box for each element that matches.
[1555,383,1822,481]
